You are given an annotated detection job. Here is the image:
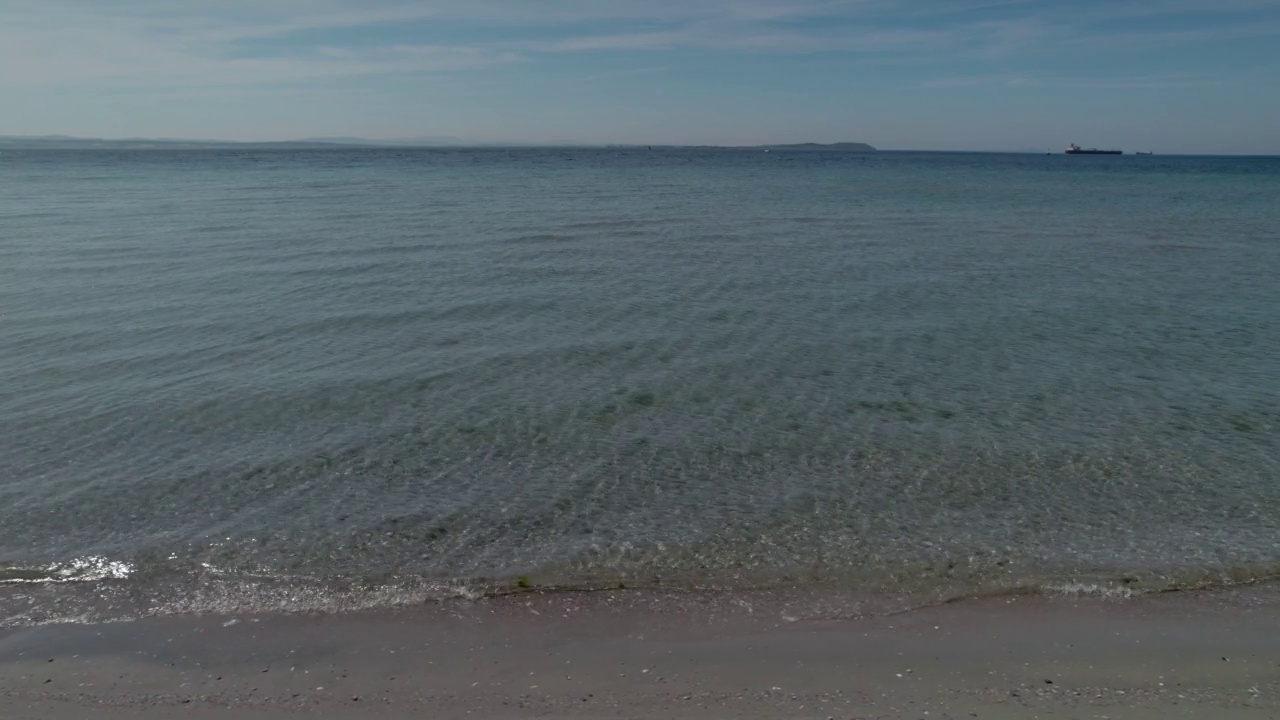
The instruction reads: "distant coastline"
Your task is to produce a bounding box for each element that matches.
[1,137,1273,154]
[0,135,459,150]
[0,135,875,152]
[666,142,876,152]
[756,142,876,152]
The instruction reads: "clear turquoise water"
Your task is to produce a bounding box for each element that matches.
[1,148,1277,623]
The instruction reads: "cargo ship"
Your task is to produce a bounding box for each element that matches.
[1066,143,1122,155]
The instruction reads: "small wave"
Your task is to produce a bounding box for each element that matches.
[0,556,135,584]
[1041,581,1139,599]
[4,558,1280,627]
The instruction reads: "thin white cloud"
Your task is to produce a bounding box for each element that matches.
[1079,0,1280,22]
[1061,21,1280,50]
[0,1,955,90]
[923,74,1031,88]
[0,0,1276,92]
[581,65,672,82]
[0,2,522,88]
[530,19,1030,56]
[924,72,1227,90]
[545,31,686,52]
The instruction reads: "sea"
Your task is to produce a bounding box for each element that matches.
[1,147,1277,626]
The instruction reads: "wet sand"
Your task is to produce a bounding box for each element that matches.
[2,583,1278,719]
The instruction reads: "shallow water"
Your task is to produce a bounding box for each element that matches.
[1,148,1277,624]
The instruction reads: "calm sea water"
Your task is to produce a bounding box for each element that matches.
[1,148,1277,624]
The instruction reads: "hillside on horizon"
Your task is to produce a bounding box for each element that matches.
[0,135,879,151]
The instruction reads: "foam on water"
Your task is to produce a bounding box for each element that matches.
[0,556,135,584]
[4,558,1278,628]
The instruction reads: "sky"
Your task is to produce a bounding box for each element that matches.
[1,0,1278,153]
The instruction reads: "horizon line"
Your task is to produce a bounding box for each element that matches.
[0,134,1275,156]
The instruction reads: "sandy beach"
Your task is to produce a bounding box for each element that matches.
[3,583,1278,719]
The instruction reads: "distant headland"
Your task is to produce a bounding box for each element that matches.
[0,135,877,152]
[680,142,877,152]
[756,142,876,152]
[0,135,464,150]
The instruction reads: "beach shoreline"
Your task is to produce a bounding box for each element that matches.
[3,582,1278,718]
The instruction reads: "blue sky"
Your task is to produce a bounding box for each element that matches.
[2,0,1278,152]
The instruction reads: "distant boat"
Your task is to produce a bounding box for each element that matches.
[1066,143,1122,155]
[1136,151,1153,156]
